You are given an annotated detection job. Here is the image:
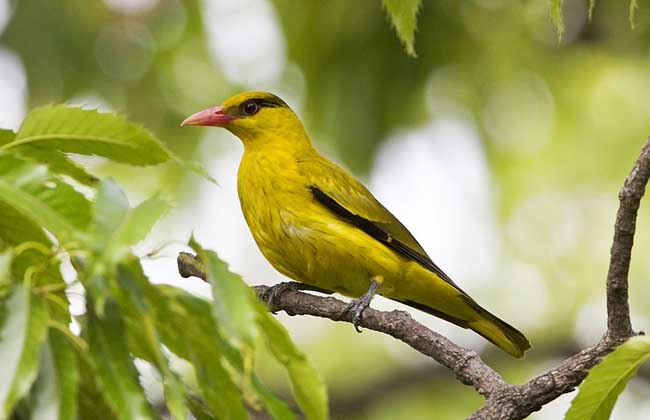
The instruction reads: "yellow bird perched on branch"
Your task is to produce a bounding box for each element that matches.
[182,92,531,358]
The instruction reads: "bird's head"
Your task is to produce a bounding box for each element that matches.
[182,91,311,149]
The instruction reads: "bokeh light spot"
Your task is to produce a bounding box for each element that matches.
[0,0,10,35]
[202,0,286,87]
[0,48,27,130]
[482,72,555,155]
[103,0,158,14]
[95,20,155,82]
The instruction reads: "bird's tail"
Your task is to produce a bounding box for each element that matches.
[399,296,531,358]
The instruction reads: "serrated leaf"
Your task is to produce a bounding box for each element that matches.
[115,261,187,420]
[154,283,296,420]
[565,336,650,420]
[0,281,49,417]
[382,0,421,57]
[150,284,247,419]
[86,299,154,420]
[258,314,328,420]
[190,238,258,347]
[2,105,171,166]
[550,0,565,41]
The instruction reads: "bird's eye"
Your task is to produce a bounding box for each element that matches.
[242,101,260,116]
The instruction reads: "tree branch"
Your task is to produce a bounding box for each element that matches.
[470,138,650,419]
[606,138,650,339]
[178,138,650,420]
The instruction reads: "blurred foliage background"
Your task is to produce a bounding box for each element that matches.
[1,0,650,418]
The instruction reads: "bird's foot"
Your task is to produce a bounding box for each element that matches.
[341,279,381,333]
[342,295,373,333]
[262,282,334,313]
[262,282,302,312]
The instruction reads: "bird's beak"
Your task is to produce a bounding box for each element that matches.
[181,106,236,127]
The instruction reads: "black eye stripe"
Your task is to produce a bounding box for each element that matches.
[257,98,286,108]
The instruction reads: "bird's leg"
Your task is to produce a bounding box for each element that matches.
[342,277,382,333]
[262,281,333,312]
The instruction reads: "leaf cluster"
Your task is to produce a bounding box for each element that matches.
[0,107,327,420]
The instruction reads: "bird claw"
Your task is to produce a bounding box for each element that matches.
[342,295,372,333]
[263,281,301,312]
[263,282,333,313]
[340,279,381,333]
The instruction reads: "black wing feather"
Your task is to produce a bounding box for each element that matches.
[310,186,460,290]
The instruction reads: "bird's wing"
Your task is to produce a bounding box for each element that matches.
[300,157,459,289]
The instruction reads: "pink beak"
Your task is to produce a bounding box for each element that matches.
[181,106,236,127]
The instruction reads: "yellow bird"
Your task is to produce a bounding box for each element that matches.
[182,92,531,358]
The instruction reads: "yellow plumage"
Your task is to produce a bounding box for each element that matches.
[183,91,531,358]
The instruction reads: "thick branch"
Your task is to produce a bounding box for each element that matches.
[468,339,614,420]
[470,139,650,419]
[606,138,650,339]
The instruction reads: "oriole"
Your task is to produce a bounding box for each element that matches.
[182,92,531,358]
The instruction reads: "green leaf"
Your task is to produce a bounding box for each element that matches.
[77,348,119,420]
[550,0,565,41]
[565,336,650,420]
[588,0,596,20]
[29,342,59,420]
[175,159,218,185]
[115,261,187,420]
[190,238,258,347]
[0,154,91,240]
[91,180,169,261]
[0,281,49,417]
[108,195,169,261]
[46,330,79,420]
[91,179,129,246]
[3,105,171,166]
[258,314,328,420]
[17,147,98,186]
[86,299,154,420]
[150,284,248,420]
[30,332,78,420]
[0,180,78,243]
[0,201,49,248]
[382,0,421,57]
[0,129,15,145]
[252,378,297,420]
[19,175,92,231]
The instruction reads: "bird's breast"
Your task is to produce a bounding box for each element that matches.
[237,150,316,278]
